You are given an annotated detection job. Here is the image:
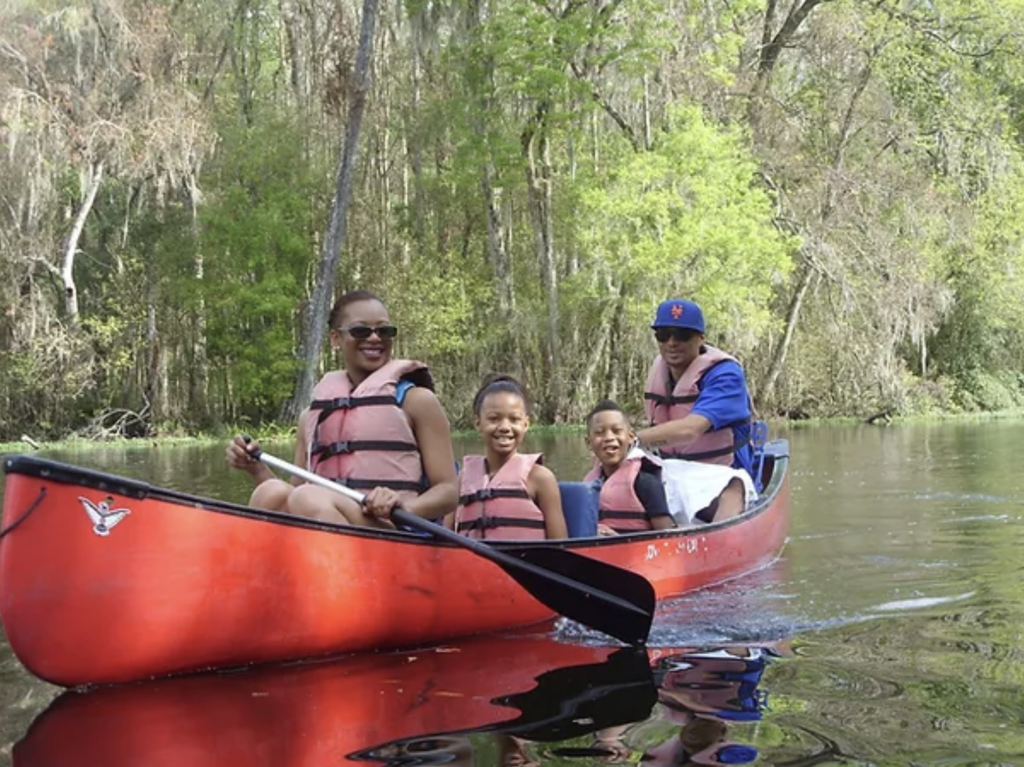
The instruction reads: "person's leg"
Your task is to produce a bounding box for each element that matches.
[249,479,293,511]
[287,484,394,528]
[710,478,746,521]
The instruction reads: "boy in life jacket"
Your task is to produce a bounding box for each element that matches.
[584,401,677,536]
[226,290,459,528]
[451,375,567,540]
[635,299,757,524]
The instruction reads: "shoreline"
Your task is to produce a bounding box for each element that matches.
[3,409,1023,455]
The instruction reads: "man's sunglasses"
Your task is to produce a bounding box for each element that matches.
[653,327,698,344]
[336,324,399,341]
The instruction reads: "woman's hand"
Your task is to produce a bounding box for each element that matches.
[597,523,619,537]
[362,486,402,520]
[226,435,260,472]
[225,435,276,486]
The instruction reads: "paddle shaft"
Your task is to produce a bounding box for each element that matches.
[256,449,530,551]
[250,448,653,641]
[253,449,443,534]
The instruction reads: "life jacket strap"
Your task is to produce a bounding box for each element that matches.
[312,440,419,459]
[334,477,427,493]
[663,430,752,461]
[458,487,532,505]
[644,392,698,406]
[456,516,546,532]
[663,419,753,460]
[599,509,649,520]
[311,395,399,426]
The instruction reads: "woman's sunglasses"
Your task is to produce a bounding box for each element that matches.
[653,327,698,344]
[336,324,398,340]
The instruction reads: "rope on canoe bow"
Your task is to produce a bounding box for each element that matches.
[0,488,46,539]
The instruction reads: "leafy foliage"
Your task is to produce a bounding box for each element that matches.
[575,106,795,352]
[3,0,1024,439]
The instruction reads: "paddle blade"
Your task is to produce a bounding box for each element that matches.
[495,646,657,742]
[502,546,655,646]
[349,647,656,763]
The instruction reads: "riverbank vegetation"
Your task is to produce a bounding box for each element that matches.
[3,0,1024,440]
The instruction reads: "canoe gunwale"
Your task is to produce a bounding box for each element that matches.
[2,439,789,550]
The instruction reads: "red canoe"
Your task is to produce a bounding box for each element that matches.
[0,441,789,686]
[13,634,628,767]
[14,634,773,767]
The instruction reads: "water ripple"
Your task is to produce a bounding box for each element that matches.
[869,591,976,613]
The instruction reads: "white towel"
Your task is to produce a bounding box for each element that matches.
[659,457,757,525]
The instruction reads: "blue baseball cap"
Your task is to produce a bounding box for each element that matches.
[651,299,705,333]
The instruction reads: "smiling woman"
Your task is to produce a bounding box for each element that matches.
[225,290,459,527]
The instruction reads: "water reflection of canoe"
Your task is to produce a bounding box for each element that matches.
[14,635,653,767]
[0,442,789,686]
[15,636,776,767]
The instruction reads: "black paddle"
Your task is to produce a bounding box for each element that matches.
[494,645,657,741]
[348,646,657,763]
[248,446,655,646]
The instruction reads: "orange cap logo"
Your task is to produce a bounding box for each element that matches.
[671,304,683,319]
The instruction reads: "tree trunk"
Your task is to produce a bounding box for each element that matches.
[608,283,627,403]
[279,0,305,101]
[757,259,813,410]
[481,165,514,316]
[146,293,168,432]
[187,176,209,425]
[409,8,426,250]
[522,105,561,420]
[282,0,380,423]
[61,161,104,328]
[756,58,871,412]
[468,0,514,318]
[642,73,652,151]
[576,286,619,418]
[748,0,832,131]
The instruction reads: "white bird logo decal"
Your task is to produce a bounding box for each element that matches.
[79,496,131,537]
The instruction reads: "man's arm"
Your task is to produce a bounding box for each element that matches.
[636,362,748,450]
[636,412,712,450]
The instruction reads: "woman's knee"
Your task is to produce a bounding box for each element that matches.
[287,485,330,519]
[288,484,361,523]
[249,479,293,511]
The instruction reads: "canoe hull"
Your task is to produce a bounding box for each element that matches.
[16,635,775,767]
[13,635,627,767]
[0,443,789,686]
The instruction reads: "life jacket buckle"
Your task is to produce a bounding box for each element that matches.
[321,440,351,455]
[477,488,494,501]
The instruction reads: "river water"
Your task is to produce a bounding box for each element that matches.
[2,421,1023,765]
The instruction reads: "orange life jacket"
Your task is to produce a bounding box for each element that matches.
[643,346,749,465]
[584,455,658,533]
[455,453,547,540]
[302,360,431,502]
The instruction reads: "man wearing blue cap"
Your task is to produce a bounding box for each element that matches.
[636,298,757,522]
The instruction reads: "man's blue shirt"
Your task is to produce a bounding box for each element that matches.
[690,359,755,477]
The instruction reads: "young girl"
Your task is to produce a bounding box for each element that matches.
[584,400,676,536]
[451,375,567,540]
[226,290,459,527]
